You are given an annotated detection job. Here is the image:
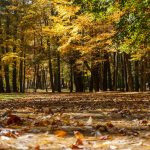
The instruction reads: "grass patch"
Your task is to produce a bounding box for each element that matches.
[0,93,25,100]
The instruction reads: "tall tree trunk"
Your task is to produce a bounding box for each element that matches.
[74,65,84,92]
[122,53,128,91]
[125,54,133,91]
[113,52,118,91]
[120,53,125,91]
[12,60,18,92]
[12,6,18,92]
[4,15,11,93]
[19,34,24,93]
[107,54,112,90]
[33,65,37,92]
[57,51,61,92]
[47,39,54,92]
[0,19,4,93]
[140,61,146,91]
[103,53,109,91]
[134,61,140,91]
[4,64,11,93]
[70,64,73,92]
[19,59,23,92]
[89,72,93,92]
[92,63,100,92]
[23,53,26,92]
[12,40,18,92]
[0,60,4,93]
[4,45,11,93]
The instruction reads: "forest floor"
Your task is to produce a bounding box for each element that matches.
[0,92,150,150]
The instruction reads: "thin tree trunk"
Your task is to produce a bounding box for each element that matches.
[33,65,37,92]
[57,51,61,92]
[47,39,54,92]
[140,61,146,91]
[113,52,118,91]
[125,54,133,91]
[0,61,4,92]
[0,73,4,93]
[70,64,73,92]
[0,19,4,92]
[120,53,125,91]
[122,53,128,91]
[103,53,109,91]
[12,7,18,92]
[19,59,23,92]
[92,63,100,92]
[4,15,11,93]
[12,60,18,92]
[134,61,140,91]
[89,72,93,92]
[23,53,26,92]
[107,54,112,90]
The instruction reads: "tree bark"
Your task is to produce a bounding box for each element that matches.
[113,52,118,91]
[47,39,54,92]
[19,59,23,92]
[70,64,73,92]
[125,53,133,91]
[134,61,140,91]
[103,53,109,91]
[92,64,100,92]
[0,19,4,93]
[74,65,84,92]
[140,61,146,91]
[57,51,61,92]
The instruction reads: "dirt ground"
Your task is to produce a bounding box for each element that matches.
[0,92,150,150]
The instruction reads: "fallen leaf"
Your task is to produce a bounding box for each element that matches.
[74,131,84,139]
[34,145,40,150]
[99,135,112,140]
[7,115,22,125]
[106,122,114,128]
[71,144,81,149]
[54,130,67,137]
[141,120,148,125]
[86,116,93,126]
[75,138,83,146]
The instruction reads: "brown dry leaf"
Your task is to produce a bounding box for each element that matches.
[71,144,82,149]
[34,145,40,150]
[4,132,18,138]
[7,115,22,125]
[74,131,84,139]
[75,138,83,146]
[141,120,148,125]
[106,122,114,128]
[54,130,67,137]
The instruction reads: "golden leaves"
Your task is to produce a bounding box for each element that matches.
[55,1,80,20]
[54,130,67,137]
[2,52,20,64]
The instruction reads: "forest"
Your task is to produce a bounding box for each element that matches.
[0,0,149,93]
[0,0,150,149]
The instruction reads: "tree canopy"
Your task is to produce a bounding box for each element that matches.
[0,0,149,93]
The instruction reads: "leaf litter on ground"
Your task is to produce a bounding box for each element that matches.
[0,92,150,149]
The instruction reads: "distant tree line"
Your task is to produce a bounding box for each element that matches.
[0,0,149,93]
